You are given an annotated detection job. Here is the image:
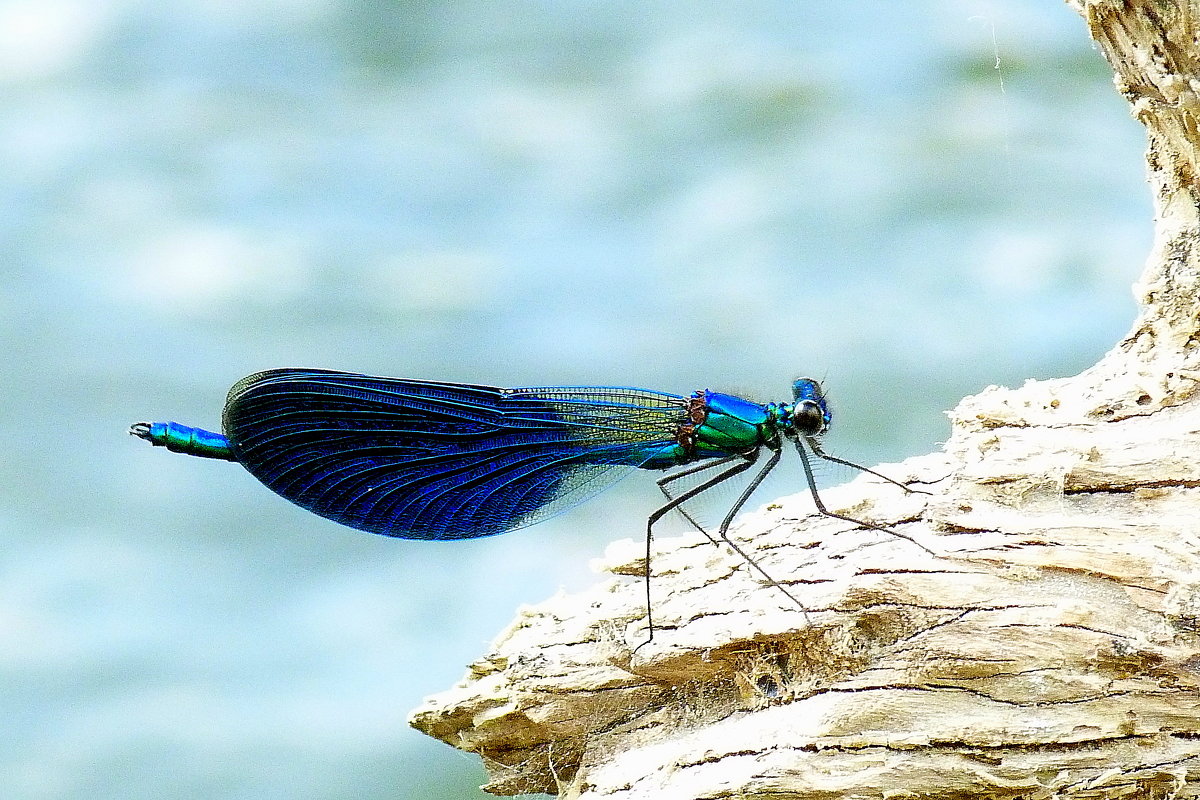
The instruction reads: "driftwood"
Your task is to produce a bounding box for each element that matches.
[410,2,1200,797]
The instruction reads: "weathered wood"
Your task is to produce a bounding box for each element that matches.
[411,2,1200,797]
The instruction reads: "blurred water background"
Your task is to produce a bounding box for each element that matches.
[1,1,1150,798]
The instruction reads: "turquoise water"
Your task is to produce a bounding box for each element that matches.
[3,2,1148,799]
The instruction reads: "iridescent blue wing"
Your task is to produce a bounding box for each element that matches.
[222,369,690,540]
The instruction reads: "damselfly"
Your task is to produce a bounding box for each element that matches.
[131,369,928,639]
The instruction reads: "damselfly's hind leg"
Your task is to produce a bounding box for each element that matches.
[637,447,810,650]
[635,454,756,648]
[654,455,741,547]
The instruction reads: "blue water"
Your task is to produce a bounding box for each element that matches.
[2,2,1148,798]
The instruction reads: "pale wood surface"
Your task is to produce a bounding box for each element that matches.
[411,2,1200,797]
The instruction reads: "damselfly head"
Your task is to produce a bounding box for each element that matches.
[790,378,831,435]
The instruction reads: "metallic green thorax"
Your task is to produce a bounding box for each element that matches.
[691,391,775,454]
[631,386,829,471]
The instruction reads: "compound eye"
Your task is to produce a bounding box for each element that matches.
[792,399,827,435]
